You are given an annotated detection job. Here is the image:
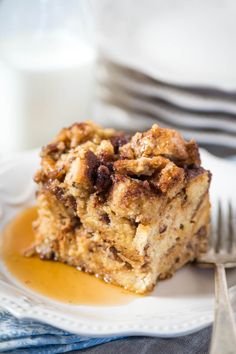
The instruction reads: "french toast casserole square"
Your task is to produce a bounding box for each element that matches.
[31,121,211,294]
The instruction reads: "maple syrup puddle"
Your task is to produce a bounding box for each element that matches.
[1,207,138,306]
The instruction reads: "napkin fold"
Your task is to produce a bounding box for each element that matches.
[0,310,121,353]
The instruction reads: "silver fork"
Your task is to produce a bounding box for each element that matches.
[197,200,236,354]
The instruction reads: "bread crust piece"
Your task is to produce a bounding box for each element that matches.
[32,121,211,294]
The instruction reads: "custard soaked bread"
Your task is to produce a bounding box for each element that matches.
[33,121,211,294]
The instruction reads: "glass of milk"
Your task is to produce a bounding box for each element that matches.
[0,0,96,153]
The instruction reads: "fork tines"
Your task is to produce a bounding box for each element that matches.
[213,200,235,254]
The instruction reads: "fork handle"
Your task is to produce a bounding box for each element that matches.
[210,263,236,354]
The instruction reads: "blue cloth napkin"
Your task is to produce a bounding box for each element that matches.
[0,310,121,353]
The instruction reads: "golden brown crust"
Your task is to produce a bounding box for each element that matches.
[120,124,200,165]
[34,122,204,214]
[32,121,211,294]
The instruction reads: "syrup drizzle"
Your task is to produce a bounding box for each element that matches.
[1,207,137,305]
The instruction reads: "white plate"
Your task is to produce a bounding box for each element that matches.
[0,149,236,337]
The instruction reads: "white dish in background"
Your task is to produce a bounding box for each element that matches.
[98,1,236,90]
[93,101,236,149]
[98,65,236,115]
[0,149,236,337]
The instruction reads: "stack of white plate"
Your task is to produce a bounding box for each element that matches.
[93,0,236,154]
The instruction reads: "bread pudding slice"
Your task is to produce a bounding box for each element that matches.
[32,121,211,294]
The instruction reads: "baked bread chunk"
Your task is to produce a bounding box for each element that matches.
[32,121,211,294]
